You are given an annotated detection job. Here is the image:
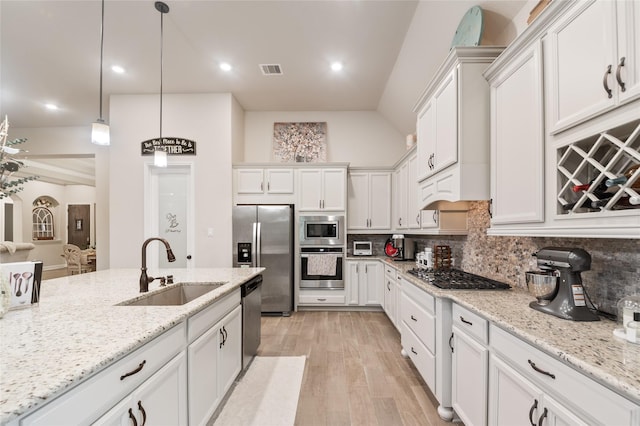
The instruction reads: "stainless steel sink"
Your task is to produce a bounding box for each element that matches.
[118,282,226,306]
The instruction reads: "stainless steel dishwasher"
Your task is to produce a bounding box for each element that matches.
[241,275,262,370]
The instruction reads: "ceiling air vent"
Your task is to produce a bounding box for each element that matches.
[260,64,283,75]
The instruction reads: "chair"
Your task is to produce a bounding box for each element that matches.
[62,244,93,275]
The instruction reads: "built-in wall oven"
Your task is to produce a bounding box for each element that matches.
[299,215,344,289]
[300,247,344,289]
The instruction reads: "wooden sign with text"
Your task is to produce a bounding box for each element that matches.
[141,137,197,156]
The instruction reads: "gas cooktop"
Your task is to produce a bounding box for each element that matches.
[407,268,511,290]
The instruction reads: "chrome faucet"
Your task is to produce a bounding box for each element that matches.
[140,237,176,292]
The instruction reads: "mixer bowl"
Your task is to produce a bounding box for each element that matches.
[526,271,558,305]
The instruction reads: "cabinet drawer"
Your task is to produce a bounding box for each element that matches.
[452,303,488,345]
[401,322,435,392]
[401,278,435,313]
[401,292,435,352]
[22,323,187,425]
[490,325,639,425]
[188,289,241,343]
[299,294,345,305]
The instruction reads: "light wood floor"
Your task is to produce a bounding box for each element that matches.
[259,311,450,426]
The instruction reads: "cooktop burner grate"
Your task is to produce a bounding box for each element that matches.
[407,268,511,290]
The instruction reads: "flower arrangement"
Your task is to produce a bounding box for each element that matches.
[0,116,37,199]
[273,122,327,163]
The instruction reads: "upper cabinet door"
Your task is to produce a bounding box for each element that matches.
[434,69,459,173]
[265,169,294,194]
[546,0,617,134]
[347,172,370,229]
[236,169,264,194]
[322,169,346,211]
[417,99,436,181]
[368,172,392,230]
[617,0,640,105]
[490,42,545,226]
[298,169,323,210]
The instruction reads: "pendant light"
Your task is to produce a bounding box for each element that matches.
[91,0,110,145]
[154,1,169,167]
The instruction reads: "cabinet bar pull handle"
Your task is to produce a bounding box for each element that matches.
[317,298,327,301]
[488,198,493,219]
[537,407,548,426]
[528,399,538,426]
[220,328,225,348]
[411,315,418,322]
[616,57,626,91]
[603,64,613,98]
[528,359,556,379]
[387,282,391,291]
[138,401,147,426]
[460,316,473,326]
[267,182,270,191]
[120,360,146,380]
[449,332,454,353]
[128,408,138,426]
[411,347,418,355]
[365,265,368,274]
[261,182,263,191]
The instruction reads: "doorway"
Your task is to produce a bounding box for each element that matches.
[146,164,194,269]
[67,204,91,248]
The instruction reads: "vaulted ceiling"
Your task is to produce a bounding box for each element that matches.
[1,0,528,184]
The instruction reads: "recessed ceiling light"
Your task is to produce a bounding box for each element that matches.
[111,65,125,74]
[45,103,58,110]
[220,63,232,72]
[331,62,343,72]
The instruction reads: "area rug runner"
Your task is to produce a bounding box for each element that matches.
[213,356,306,426]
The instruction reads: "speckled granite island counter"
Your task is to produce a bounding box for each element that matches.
[0,267,264,425]
[379,258,640,407]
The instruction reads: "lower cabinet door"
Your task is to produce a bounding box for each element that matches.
[188,321,222,426]
[94,352,188,426]
[218,305,242,397]
[452,328,488,426]
[489,354,543,426]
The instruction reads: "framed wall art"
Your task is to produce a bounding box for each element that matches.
[273,122,327,163]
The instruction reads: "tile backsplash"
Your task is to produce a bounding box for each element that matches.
[348,201,640,316]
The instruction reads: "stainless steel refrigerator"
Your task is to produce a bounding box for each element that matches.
[232,205,294,315]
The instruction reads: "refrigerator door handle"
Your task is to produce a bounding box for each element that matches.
[256,222,262,267]
[252,222,258,267]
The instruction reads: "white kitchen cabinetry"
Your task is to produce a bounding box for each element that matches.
[419,204,468,235]
[346,260,383,306]
[22,323,187,425]
[347,170,392,231]
[414,47,503,209]
[485,40,545,230]
[400,281,436,392]
[234,167,295,204]
[451,303,489,426]
[383,264,400,330]
[93,353,188,426]
[188,291,242,426]
[546,0,640,134]
[393,159,409,229]
[298,168,347,211]
[298,290,346,306]
[489,324,639,425]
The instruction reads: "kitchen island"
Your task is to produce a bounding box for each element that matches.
[0,267,264,425]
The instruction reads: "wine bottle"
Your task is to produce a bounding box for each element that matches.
[592,196,640,209]
[605,176,627,187]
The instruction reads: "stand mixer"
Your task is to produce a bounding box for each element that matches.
[528,247,600,322]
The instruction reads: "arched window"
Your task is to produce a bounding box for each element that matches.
[32,196,58,240]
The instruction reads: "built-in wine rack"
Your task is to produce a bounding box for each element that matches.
[557,119,640,215]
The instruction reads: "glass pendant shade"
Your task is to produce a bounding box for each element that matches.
[91,120,110,145]
[154,150,168,167]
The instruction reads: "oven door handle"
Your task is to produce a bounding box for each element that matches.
[300,253,344,258]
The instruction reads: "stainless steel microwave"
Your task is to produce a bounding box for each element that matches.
[299,215,344,246]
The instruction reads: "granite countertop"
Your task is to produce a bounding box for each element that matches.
[0,267,264,424]
[379,258,640,405]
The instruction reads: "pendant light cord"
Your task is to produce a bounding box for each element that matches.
[98,0,105,121]
[156,2,169,141]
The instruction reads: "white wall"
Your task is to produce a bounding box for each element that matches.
[109,93,235,269]
[243,111,406,167]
